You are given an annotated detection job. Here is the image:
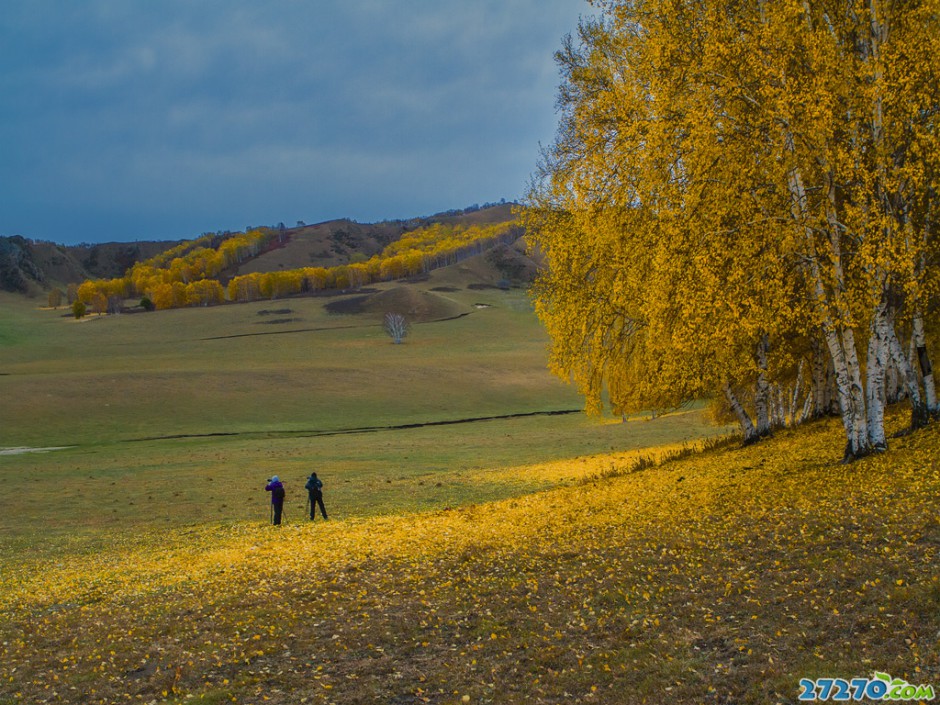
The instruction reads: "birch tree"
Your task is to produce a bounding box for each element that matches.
[383,313,410,344]
[526,0,939,457]
[527,4,810,441]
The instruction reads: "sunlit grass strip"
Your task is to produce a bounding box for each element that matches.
[1,443,702,611]
[1,416,930,616]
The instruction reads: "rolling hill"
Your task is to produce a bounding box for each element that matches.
[233,204,517,278]
[0,203,523,296]
[0,236,185,295]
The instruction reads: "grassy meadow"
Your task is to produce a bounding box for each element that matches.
[2,285,573,447]
[0,280,723,551]
[1,279,938,704]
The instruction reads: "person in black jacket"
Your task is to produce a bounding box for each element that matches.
[305,472,327,520]
[265,475,286,525]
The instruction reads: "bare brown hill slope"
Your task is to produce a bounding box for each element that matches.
[228,204,520,279]
[324,286,470,322]
[315,235,540,324]
[232,220,406,277]
[420,239,542,291]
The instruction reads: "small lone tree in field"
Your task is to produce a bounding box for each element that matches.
[71,300,86,319]
[48,288,63,309]
[383,312,409,344]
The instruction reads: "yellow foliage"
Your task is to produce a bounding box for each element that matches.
[1,413,938,703]
[524,0,940,451]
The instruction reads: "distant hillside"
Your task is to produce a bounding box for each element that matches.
[230,219,406,279]
[0,204,521,296]
[0,236,183,295]
[0,237,45,294]
[231,204,519,280]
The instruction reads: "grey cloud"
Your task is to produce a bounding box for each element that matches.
[0,0,588,244]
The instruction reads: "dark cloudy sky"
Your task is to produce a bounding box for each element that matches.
[1,1,587,245]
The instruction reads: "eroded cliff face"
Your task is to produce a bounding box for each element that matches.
[0,236,184,294]
[0,236,45,293]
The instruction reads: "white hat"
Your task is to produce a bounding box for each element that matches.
[271,475,280,482]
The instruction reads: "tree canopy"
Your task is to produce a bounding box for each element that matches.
[525,0,939,458]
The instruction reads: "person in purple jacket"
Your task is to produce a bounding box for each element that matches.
[265,475,286,525]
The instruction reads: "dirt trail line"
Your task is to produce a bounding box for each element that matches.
[127,409,582,443]
[199,312,473,341]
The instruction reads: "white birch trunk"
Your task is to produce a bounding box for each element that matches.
[786,158,870,458]
[798,390,814,425]
[789,359,805,426]
[912,312,938,414]
[822,169,873,455]
[884,319,928,429]
[754,335,772,437]
[865,301,889,450]
[812,305,857,448]
[841,325,871,456]
[724,383,758,445]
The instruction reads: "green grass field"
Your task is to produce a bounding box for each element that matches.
[0,283,725,557]
[2,286,575,446]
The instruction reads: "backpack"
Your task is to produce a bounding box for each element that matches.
[272,484,285,502]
